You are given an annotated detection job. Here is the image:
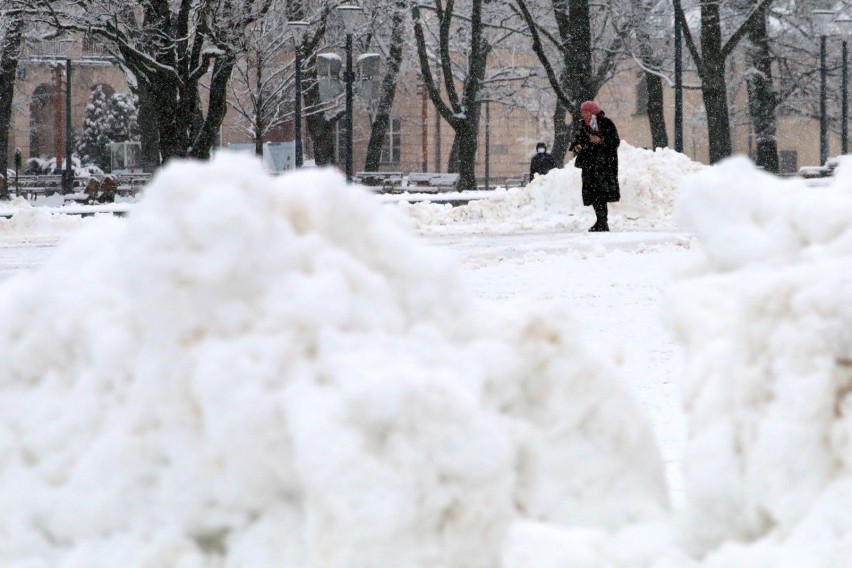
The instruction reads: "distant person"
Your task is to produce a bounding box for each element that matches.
[572,100,621,232]
[529,142,558,181]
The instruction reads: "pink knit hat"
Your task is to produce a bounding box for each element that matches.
[580,100,601,115]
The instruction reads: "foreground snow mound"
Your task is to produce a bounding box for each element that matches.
[503,157,852,567]
[670,157,852,564]
[0,153,666,567]
[402,143,706,234]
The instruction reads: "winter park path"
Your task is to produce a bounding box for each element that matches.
[0,229,693,506]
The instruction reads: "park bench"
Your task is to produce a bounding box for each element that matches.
[112,173,152,195]
[798,157,839,180]
[354,171,404,190]
[5,173,150,204]
[478,175,526,189]
[406,172,460,192]
[64,173,151,204]
[12,175,85,199]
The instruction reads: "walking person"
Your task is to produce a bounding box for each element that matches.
[571,100,620,232]
[529,142,558,181]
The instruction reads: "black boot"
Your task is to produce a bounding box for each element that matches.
[590,202,609,232]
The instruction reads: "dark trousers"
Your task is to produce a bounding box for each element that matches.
[592,201,608,228]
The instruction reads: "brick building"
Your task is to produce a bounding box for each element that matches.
[7,36,839,179]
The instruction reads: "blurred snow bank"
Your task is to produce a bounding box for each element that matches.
[0,153,666,567]
[505,156,852,567]
[402,143,706,235]
[0,197,88,237]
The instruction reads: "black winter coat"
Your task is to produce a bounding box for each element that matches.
[571,112,621,206]
[529,152,558,179]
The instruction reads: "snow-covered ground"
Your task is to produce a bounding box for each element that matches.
[0,147,850,566]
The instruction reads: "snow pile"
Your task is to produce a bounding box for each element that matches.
[669,156,852,565]
[402,143,706,234]
[503,157,852,567]
[0,153,667,567]
[0,197,89,237]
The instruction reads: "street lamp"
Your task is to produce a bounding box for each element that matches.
[288,20,309,168]
[673,0,684,153]
[813,8,835,165]
[337,4,362,183]
[837,17,852,154]
[14,147,21,197]
[63,58,74,194]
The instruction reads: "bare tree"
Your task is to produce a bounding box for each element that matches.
[412,0,492,191]
[29,0,274,164]
[743,1,778,172]
[228,12,293,156]
[613,0,670,149]
[362,0,406,172]
[514,0,622,164]
[291,1,343,167]
[0,10,23,198]
[674,0,775,164]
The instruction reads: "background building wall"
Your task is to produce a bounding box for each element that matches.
[10,44,127,167]
[8,37,838,179]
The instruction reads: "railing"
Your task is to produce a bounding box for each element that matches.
[82,37,111,59]
[26,39,73,58]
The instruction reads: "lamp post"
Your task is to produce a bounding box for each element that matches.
[14,147,21,197]
[288,20,309,168]
[484,100,490,191]
[673,0,683,153]
[337,4,362,183]
[837,17,852,154]
[63,58,74,194]
[813,9,835,166]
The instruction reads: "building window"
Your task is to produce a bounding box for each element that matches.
[635,73,648,116]
[779,150,798,175]
[381,117,402,164]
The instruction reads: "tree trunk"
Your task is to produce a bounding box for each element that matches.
[551,102,570,164]
[302,52,343,166]
[674,0,774,163]
[702,58,732,164]
[189,59,235,160]
[0,18,23,199]
[556,0,595,130]
[254,121,264,157]
[310,118,338,166]
[448,119,480,189]
[645,72,668,149]
[411,0,489,191]
[745,4,778,173]
[255,54,264,157]
[364,0,405,171]
[516,0,610,164]
[631,0,668,149]
[135,82,161,172]
[700,1,732,164]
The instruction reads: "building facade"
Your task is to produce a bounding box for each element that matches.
[8,37,839,179]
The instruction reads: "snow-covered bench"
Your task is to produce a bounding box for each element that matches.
[13,175,81,199]
[798,157,839,179]
[406,172,460,192]
[354,171,403,190]
[63,174,151,204]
